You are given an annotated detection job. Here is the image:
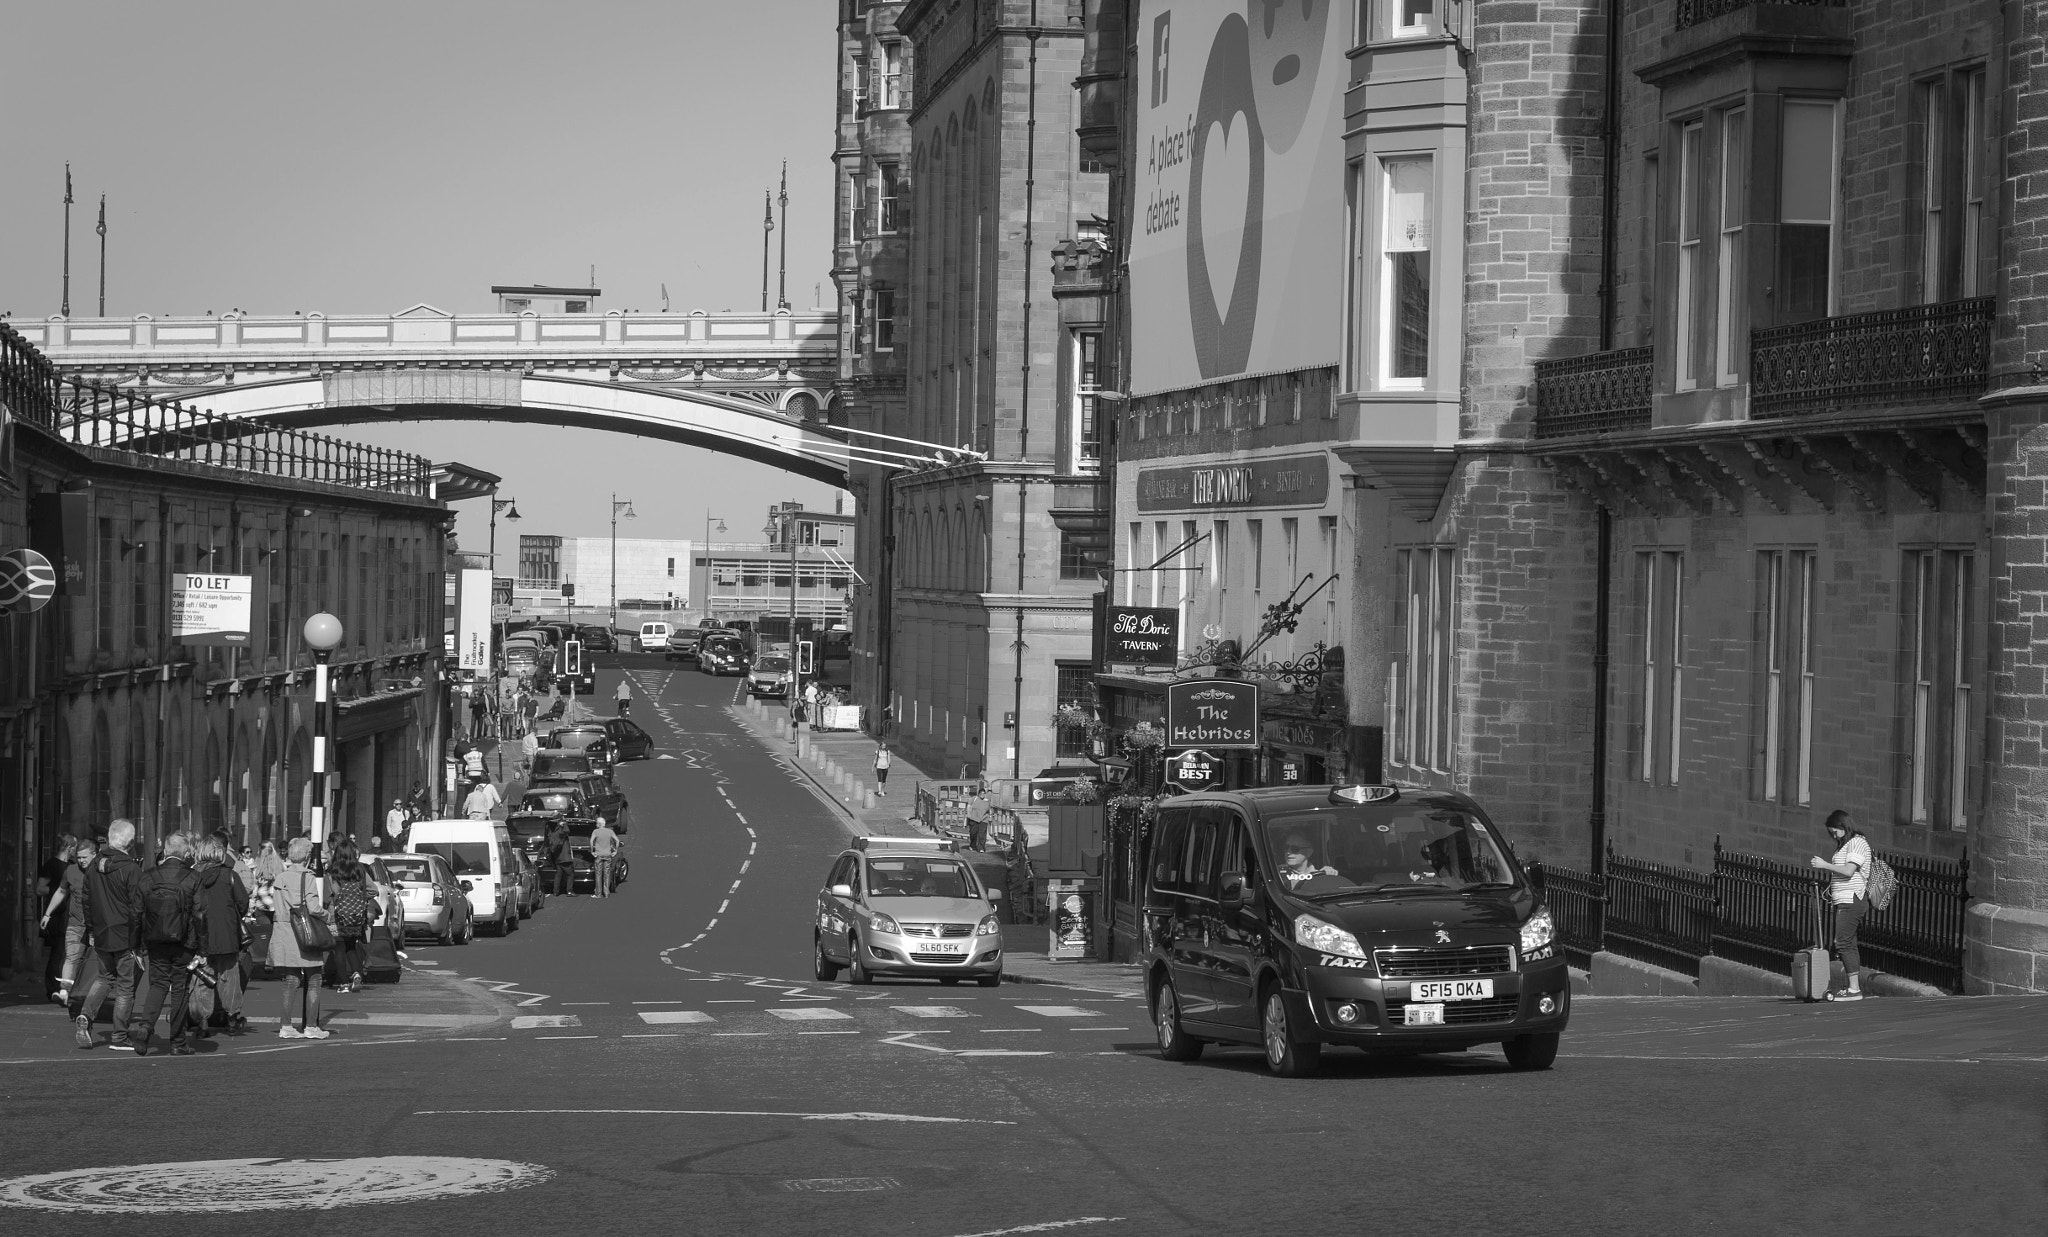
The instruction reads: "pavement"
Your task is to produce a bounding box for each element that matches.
[0,654,2040,1237]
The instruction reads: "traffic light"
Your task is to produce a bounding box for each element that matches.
[564,639,583,674]
[797,640,814,675]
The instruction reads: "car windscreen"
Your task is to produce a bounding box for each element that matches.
[531,755,593,778]
[1261,803,1519,898]
[548,731,606,751]
[521,790,580,813]
[379,857,437,884]
[756,656,790,672]
[866,857,977,899]
[505,817,550,839]
[413,841,491,876]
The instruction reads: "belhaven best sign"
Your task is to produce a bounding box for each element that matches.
[1104,605,1179,667]
[1165,679,1260,749]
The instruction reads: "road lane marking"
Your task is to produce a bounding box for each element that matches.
[1016,1006,1102,1018]
[412,1108,1016,1124]
[560,1002,610,1006]
[534,1036,597,1041]
[632,1000,685,1005]
[893,1006,974,1018]
[622,1034,681,1039]
[798,1030,860,1035]
[638,1011,715,1025]
[510,1015,581,1030]
[947,1220,1125,1237]
[768,1008,853,1022]
[1068,1028,1131,1032]
[712,1032,770,1036]
[980,1028,1044,1033]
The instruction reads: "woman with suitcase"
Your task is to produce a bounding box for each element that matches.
[1809,809,1874,1002]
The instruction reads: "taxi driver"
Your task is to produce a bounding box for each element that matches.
[1279,833,1340,887]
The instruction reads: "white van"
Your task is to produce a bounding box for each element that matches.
[406,819,521,936]
[638,621,672,651]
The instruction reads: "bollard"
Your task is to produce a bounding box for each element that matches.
[862,788,875,809]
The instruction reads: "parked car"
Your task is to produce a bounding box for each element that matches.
[548,719,655,763]
[541,728,616,778]
[576,625,616,653]
[1143,783,1569,1077]
[367,852,474,946]
[406,819,521,937]
[510,849,546,918]
[524,768,630,834]
[530,747,611,785]
[814,836,1004,986]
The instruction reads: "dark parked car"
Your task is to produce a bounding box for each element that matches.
[547,719,654,763]
[698,636,747,676]
[575,626,617,653]
[523,770,630,834]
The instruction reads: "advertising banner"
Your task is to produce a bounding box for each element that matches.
[1165,679,1260,748]
[456,568,492,672]
[1104,605,1181,666]
[170,573,252,645]
[1129,0,1348,394]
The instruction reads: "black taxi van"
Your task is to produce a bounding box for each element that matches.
[1144,783,1568,1076]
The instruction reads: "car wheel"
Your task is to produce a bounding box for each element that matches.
[814,935,841,982]
[1261,986,1321,1078]
[459,915,475,945]
[1503,1032,1560,1071]
[438,917,454,947]
[847,937,873,985]
[1154,976,1203,1061]
[976,973,1001,988]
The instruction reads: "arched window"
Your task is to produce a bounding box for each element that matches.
[975,505,991,593]
[126,694,148,822]
[920,510,935,589]
[91,710,113,831]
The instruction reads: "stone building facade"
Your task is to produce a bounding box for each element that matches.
[0,323,452,978]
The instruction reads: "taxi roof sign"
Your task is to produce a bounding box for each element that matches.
[1329,784,1400,805]
[854,835,960,853]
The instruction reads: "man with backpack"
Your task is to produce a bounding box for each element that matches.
[74,819,148,1051]
[124,831,206,1056]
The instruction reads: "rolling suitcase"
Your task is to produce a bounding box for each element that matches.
[362,925,403,985]
[1792,946,1830,1002]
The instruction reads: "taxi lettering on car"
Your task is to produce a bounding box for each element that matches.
[1145,783,1570,1077]
[813,836,1005,987]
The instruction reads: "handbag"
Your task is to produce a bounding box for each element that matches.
[288,871,336,953]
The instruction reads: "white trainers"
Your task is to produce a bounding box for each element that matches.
[302,1027,332,1040]
[279,1026,303,1039]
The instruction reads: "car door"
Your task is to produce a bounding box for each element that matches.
[819,855,857,961]
[1207,809,1264,1030]
[1176,808,1230,1021]
[1148,808,1215,1018]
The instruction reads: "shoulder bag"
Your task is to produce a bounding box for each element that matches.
[289,871,336,953]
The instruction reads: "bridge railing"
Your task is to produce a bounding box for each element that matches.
[2,320,432,496]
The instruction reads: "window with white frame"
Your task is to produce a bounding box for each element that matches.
[872,285,896,352]
[1920,69,1989,303]
[1212,519,1230,632]
[1780,100,1840,325]
[1675,119,1704,391]
[878,40,904,109]
[1321,515,1339,639]
[1073,330,1103,473]
[1634,549,1685,786]
[1127,523,1142,604]
[1756,548,1817,805]
[1389,546,1454,772]
[1904,548,1976,830]
[1393,0,1435,38]
[1248,519,1264,602]
[1344,160,1366,391]
[849,174,867,242]
[1382,157,1432,386]
[877,162,900,235]
[1715,108,1746,387]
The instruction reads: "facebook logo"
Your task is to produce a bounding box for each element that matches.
[1151,12,1170,107]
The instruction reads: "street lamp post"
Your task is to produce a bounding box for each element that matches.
[610,494,636,633]
[703,510,725,625]
[304,612,344,842]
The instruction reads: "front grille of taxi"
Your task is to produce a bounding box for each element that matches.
[1374,945,1515,978]
[1382,994,1522,1026]
[899,923,975,938]
[907,951,972,965]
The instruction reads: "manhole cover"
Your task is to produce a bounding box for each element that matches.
[779,1177,901,1193]
[0,1157,551,1214]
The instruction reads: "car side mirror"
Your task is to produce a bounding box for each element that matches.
[987,889,1004,901]
[830,883,854,897]
[460,880,474,892]
[1219,871,1246,910]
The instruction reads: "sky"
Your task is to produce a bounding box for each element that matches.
[0,1,846,555]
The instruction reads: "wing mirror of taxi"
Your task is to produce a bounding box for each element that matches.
[986,888,1004,901]
[830,883,854,897]
[1219,871,1246,909]
[460,880,475,892]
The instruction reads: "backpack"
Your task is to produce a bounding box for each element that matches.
[328,877,375,936]
[1865,855,1898,913]
[142,864,198,947]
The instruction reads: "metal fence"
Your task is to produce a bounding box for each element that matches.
[1541,838,1970,992]
[1751,297,1994,418]
[1531,345,1654,439]
[1,319,432,495]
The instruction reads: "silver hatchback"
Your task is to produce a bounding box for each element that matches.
[814,837,1004,986]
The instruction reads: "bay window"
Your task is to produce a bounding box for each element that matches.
[1382,157,1432,387]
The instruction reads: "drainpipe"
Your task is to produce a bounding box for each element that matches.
[1589,506,1611,874]
[1012,3,1041,781]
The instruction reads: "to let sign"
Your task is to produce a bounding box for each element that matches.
[171,573,252,645]
[1104,606,1179,666]
[1165,680,1260,749]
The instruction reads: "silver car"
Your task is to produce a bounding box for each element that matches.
[814,837,1004,986]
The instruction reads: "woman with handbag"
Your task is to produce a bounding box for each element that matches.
[267,836,334,1040]
[323,839,378,993]
[188,835,252,1036]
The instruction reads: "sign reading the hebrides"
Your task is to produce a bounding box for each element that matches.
[1136,453,1329,512]
[1165,679,1260,749]
[1128,0,1347,393]
[170,573,252,645]
[1104,606,1180,666]
[456,569,491,672]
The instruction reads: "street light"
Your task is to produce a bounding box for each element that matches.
[611,494,636,632]
[303,611,344,842]
[703,510,726,625]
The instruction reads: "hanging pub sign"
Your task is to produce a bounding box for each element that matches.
[170,573,252,645]
[1165,679,1260,749]
[1168,748,1221,792]
[1103,605,1179,667]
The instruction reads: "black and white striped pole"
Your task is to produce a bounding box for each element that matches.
[304,612,344,842]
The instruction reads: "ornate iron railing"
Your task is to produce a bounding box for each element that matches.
[1532,345,1654,439]
[1,318,432,495]
[1711,843,1827,975]
[1603,846,1717,977]
[1676,0,1845,29]
[1750,297,1994,418]
[1855,848,1969,993]
[1530,861,1605,971]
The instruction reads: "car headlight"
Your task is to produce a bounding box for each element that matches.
[868,911,900,934]
[1520,905,1557,959]
[976,914,1001,937]
[1293,913,1366,959]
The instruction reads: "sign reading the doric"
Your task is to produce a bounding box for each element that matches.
[170,573,251,645]
[1104,605,1181,666]
[1165,679,1260,749]
[1136,453,1329,512]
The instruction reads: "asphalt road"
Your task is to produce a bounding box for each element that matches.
[2,654,2043,1236]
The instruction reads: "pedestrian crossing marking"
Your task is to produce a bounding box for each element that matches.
[769,1007,853,1022]
[511,1015,582,1029]
[638,1011,715,1025]
[892,1006,973,1018]
[1015,1006,1101,1018]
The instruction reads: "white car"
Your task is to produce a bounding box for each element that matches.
[746,654,793,699]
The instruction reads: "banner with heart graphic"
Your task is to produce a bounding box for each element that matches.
[1129,0,1347,395]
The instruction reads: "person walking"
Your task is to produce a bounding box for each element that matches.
[614,676,633,717]
[268,837,332,1039]
[40,837,94,1007]
[873,744,892,799]
[125,831,205,1057]
[187,835,251,1038]
[382,798,410,853]
[550,820,574,897]
[1810,809,1875,1002]
[588,814,621,898]
[407,781,432,823]
[966,783,994,852]
[74,820,147,1051]
[461,742,489,792]
[323,840,379,993]
[468,684,489,741]
[463,778,502,821]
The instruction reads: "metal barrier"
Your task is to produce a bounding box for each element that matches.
[1711,843,1828,975]
[1603,845,1716,977]
[1530,862,1604,971]
[1858,848,1970,993]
